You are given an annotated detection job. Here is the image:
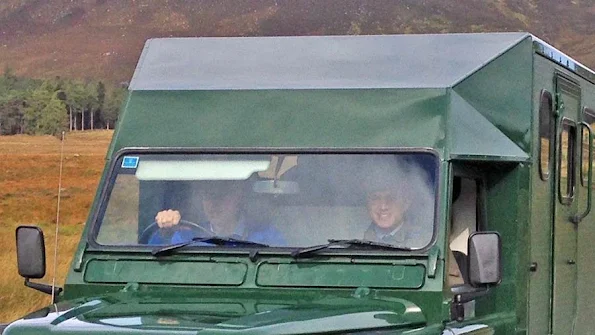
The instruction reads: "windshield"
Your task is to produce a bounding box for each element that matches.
[95,152,438,250]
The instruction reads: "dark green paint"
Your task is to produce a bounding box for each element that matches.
[111,86,534,161]
[112,89,449,151]
[84,259,248,285]
[551,74,581,334]
[453,37,534,154]
[448,91,528,161]
[4,291,429,334]
[527,55,555,335]
[256,262,425,288]
[527,54,595,334]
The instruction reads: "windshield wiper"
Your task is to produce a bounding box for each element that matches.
[152,236,269,257]
[291,239,412,258]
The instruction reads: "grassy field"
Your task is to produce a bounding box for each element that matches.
[0,130,113,322]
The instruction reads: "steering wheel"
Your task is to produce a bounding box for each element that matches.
[138,219,213,244]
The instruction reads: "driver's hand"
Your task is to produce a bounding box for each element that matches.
[155,209,181,228]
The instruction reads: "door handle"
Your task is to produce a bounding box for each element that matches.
[572,122,593,223]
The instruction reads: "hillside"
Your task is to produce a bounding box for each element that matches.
[0,0,592,83]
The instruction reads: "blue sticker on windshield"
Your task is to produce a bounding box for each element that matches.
[122,156,139,169]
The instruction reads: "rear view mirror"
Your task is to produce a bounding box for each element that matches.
[253,180,300,195]
[16,226,46,279]
[467,232,501,287]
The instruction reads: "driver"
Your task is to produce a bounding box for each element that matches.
[149,181,285,246]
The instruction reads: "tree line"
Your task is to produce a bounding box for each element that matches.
[0,67,127,136]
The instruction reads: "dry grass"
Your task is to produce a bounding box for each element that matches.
[0,130,112,322]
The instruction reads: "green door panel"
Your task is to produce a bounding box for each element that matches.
[84,260,248,285]
[551,74,581,335]
[256,262,425,288]
[528,60,554,334]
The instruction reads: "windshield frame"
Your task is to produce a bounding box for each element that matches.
[87,147,441,256]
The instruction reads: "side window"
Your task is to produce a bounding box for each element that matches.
[539,90,554,180]
[581,108,595,187]
[559,118,577,204]
[448,177,480,287]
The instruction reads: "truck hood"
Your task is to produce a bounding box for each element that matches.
[4,292,426,334]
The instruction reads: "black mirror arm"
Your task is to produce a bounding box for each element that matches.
[24,278,63,301]
[450,284,489,322]
[451,284,489,304]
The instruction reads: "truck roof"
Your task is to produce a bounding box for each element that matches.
[129,32,534,91]
[114,33,594,161]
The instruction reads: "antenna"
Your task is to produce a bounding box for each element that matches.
[52,131,65,303]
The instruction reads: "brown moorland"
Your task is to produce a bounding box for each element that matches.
[0,0,592,83]
[0,130,112,322]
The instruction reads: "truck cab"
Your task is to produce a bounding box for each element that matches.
[7,33,595,334]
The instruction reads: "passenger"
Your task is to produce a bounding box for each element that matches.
[151,181,285,246]
[362,172,431,248]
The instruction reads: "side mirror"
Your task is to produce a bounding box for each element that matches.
[16,226,46,279]
[467,231,501,287]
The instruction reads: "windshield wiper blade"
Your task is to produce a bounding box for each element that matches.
[328,239,413,250]
[152,236,269,257]
[291,239,412,258]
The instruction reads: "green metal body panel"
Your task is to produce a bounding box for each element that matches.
[527,53,595,335]
[551,72,580,335]
[528,55,555,334]
[84,259,249,285]
[112,89,448,151]
[452,37,534,155]
[575,78,595,334]
[4,290,431,334]
[7,33,595,334]
[255,262,425,288]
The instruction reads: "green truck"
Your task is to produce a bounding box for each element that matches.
[5,32,595,334]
